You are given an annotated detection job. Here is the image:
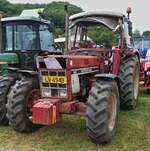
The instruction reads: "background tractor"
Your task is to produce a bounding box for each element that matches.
[6,7,140,144]
[134,37,150,93]
[0,8,56,124]
[134,37,150,59]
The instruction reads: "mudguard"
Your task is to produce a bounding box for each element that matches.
[95,73,120,88]
[18,70,37,76]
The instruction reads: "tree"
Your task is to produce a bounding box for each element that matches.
[88,26,118,48]
[143,31,150,38]
[54,28,64,38]
[133,29,141,38]
[44,2,82,28]
[0,0,82,37]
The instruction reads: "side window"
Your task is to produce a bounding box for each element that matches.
[5,26,13,51]
[69,26,83,49]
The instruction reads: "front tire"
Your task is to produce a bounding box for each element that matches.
[0,76,16,124]
[146,78,150,94]
[86,80,119,144]
[6,77,40,133]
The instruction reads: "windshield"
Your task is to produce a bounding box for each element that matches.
[3,22,54,51]
[69,25,118,49]
[39,24,54,51]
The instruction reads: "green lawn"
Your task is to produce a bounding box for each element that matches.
[0,91,150,151]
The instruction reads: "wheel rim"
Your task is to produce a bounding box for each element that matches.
[26,89,40,121]
[107,93,117,131]
[133,65,139,100]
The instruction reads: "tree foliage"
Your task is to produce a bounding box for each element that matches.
[0,0,82,26]
[88,26,118,48]
[133,29,141,38]
[142,31,150,38]
[44,2,81,28]
[0,0,122,47]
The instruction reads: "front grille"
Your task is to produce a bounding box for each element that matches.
[40,70,68,98]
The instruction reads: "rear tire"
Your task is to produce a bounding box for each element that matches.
[0,76,16,124]
[86,80,119,144]
[6,77,40,133]
[146,79,150,94]
[118,56,140,109]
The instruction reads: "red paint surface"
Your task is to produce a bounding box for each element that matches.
[32,99,61,125]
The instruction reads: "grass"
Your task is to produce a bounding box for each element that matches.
[0,90,150,151]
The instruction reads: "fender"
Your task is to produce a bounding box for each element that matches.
[18,70,38,77]
[7,67,19,72]
[124,49,140,60]
[95,73,120,89]
[7,67,37,75]
[7,67,37,77]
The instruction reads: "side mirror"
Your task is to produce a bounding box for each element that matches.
[48,22,55,32]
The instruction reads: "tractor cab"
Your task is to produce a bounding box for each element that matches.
[66,11,134,73]
[0,9,56,73]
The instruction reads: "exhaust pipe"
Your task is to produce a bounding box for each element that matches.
[0,14,2,51]
[64,5,69,53]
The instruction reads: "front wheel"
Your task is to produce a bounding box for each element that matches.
[86,80,119,144]
[6,77,41,133]
[146,78,150,94]
[0,75,16,124]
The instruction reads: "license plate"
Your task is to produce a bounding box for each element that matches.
[147,71,150,75]
[42,76,67,84]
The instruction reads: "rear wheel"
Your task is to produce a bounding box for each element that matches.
[118,56,140,109]
[86,80,119,144]
[0,75,16,124]
[146,78,150,94]
[6,77,40,133]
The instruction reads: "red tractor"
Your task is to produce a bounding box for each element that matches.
[134,38,150,93]
[140,57,150,94]
[6,8,140,144]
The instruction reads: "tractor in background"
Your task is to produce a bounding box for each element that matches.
[6,7,140,144]
[134,37,150,93]
[0,8,57,124]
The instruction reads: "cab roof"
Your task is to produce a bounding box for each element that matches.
[1,16,50,25]
[69,11,125,31]
[69,11,125,21]
[1,9,50,25]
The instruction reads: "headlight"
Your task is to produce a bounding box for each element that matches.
[42,89,51,97]
[59,89,67,97]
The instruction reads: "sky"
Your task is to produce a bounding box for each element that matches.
[8,0,149,33]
